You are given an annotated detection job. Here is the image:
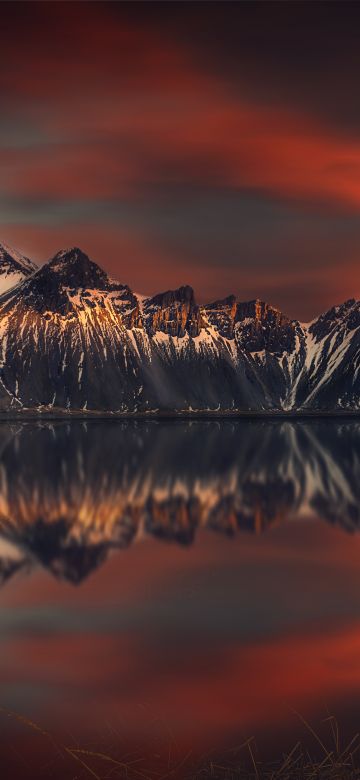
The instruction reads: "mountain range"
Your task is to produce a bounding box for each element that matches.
[0,242,358,413]
[0,419,358,585]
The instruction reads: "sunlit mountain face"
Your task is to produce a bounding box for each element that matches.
[0,245,358,412]
[0,419,358,585]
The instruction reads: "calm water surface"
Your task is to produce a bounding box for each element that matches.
[0,419,359,777]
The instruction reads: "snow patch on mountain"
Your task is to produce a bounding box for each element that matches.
[0,242,37,294]
[0,243,357,413]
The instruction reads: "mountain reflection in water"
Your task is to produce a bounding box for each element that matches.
[1,418,360,780]
[0,418,358,584]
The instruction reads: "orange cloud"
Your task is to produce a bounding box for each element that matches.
[1,4,360,211]
[0,2,360,319]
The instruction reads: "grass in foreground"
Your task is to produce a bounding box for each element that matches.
[1,709,360,779]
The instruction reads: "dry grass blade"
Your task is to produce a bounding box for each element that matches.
[306,752,333,780]
[246,738,259,780]
[0,707,50,740]
[323,714,339,755]
[275,740,301,777]
[338,733,360,762]
[0,706,63,758]
[158,749,192,779]
[65,747,101,780]
[67,746,151,780]
[291,709,335,764]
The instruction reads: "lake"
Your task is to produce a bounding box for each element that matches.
[0,419,359,778]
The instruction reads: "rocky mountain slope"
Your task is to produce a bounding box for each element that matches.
[0,244,357,412]
[0,242,38,294]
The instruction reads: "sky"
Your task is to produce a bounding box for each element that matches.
[1,1,360,319]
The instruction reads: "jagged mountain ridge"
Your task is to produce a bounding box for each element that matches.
[0,242,38,295]
[0,244,358,412]
[0,419,358,584]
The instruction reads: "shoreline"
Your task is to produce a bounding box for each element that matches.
[0,408,358,421]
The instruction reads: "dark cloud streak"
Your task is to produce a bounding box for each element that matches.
[0,1,359,318]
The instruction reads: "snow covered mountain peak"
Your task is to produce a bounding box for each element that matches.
[0,241,37,272]
[45,247,110,289]
[0,241,357,413]
[12,248,141,323]
[0,241,37,295]
[310,297,360,341]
